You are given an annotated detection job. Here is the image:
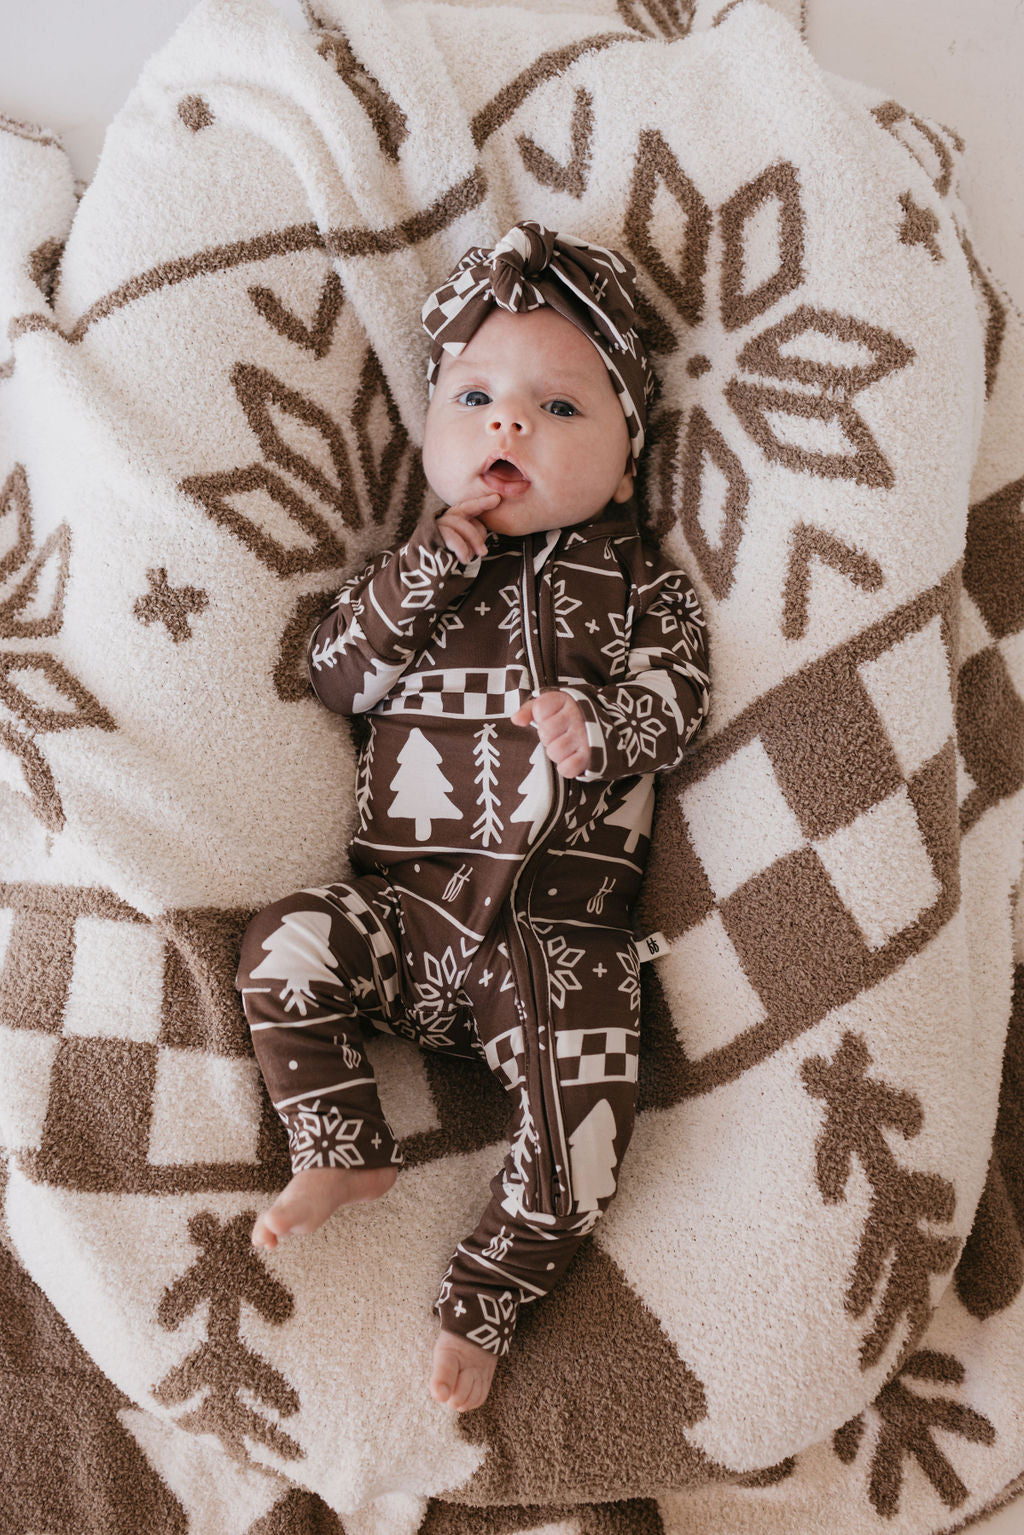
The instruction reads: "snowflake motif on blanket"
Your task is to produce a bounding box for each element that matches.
[629,148,914,601]
[286,1106,366,1172]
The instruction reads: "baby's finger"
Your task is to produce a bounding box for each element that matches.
[446,493,502,522]
[438,513,488,561]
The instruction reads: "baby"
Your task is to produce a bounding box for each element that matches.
[236,222,711,1411]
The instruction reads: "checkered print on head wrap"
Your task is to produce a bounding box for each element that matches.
[421,221,654,462]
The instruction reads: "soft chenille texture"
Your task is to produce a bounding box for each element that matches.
[0,0,1022,1531]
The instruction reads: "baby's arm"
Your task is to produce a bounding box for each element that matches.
[307,505,490,715]
[563,561,711,782]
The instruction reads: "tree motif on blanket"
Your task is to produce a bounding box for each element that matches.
[833,1350,995,1518]
[155,1210,303,1466]
[625,142,913,599]
[0,465,115,832]
[801,1033,960,1371]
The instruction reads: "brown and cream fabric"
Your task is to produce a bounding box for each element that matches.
[1,0,1023,1531]
[238,511,708,1351]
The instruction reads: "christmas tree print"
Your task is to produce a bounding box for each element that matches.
[388,727,461,840]
[605,777,655,853]
[354,730,375,830]
[471,723,503,846]
[801,1033,960,1369]
[154,1212,302,1467]
[248,910,339,1016]
[510,739,550,842]
[833,1350,995,1517]
[569,1098,619,1212]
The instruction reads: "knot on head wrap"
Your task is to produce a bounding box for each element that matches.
[422,221,654,463]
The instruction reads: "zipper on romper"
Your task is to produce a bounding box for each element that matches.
[505,534,574,1219]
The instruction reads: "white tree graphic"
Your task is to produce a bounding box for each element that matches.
[471,723,504,846]
[248,910,339,1015]
[510,739,550,842]
[354,731,375,830]
[605,776,655,853]
[568,1098,618,1213]
[388,727,461,840]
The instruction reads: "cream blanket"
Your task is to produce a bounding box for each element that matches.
[2,0,1023,1531]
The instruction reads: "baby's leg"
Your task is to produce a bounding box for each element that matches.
[429,924,641,1407]
[238,881,405,1245]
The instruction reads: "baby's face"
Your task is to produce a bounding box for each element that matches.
[422,307,633,538]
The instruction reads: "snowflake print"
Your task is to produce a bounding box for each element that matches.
[607,687,668,767]
[414,944,469,1031]
[422,607,465,664]
[400,544,451,610]
[552,578,582,638]
[631,150,913,600]
[600,609,632,676]
[545,934,586,1008]
[467,1291,518,1356]
[617,946,642,1014]
[497,582,524,651]
[287,1106,367,1171]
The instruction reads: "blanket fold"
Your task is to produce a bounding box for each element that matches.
[2,0,1023,1530]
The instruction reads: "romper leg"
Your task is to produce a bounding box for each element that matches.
[237,879,407,1174]
[434,926,641,1357]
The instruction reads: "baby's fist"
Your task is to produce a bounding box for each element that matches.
[511,691,590,779]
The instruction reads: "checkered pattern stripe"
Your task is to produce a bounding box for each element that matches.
[483,1024,525,1089]
[0,885,496,1197]
[554,1026,639,1086]
[0,889,285,1195]
[638,572,1005,1090]
[305,882,402,1011]
[374,665,530,720]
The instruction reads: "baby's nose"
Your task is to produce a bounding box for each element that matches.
[487,407,527,433]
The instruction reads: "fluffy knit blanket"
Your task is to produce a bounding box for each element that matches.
[2,0,1023,1531]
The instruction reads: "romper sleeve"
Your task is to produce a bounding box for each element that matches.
[306,519,482,715]
[561,555,711,783]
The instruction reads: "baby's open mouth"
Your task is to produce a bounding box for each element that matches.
[486,459,526,483]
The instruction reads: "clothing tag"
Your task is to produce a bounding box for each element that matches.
[635,932,669,963]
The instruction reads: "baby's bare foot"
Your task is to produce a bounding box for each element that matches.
[430,1329,498,1412]
[252,1165,397,1248]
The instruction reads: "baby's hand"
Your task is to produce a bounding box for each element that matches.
[433,494,501,564]
[511,691,590,779]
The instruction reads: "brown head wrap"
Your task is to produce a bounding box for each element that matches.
[422,221,654,463]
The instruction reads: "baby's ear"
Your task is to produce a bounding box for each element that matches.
[612,459,635,503]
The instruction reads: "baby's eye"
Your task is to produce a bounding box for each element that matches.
[457,389,491,407]
[545,399,578,417]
